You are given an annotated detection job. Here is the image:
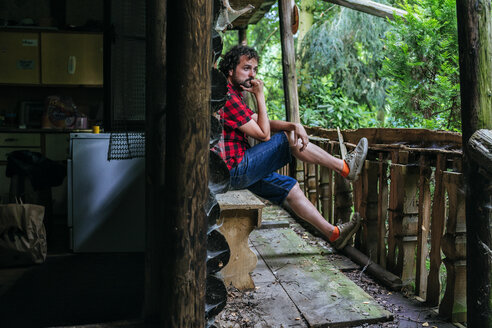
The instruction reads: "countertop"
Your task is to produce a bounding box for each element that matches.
[0,128,97,134]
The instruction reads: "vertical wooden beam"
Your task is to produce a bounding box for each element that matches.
[377,153,388,267]
[278,0,300,124]
[440,172,467,322]
[307,163,317,206]
[426,154,446,306]
[279,0,302,179]
[352,168,363,249]
[400,165,419,292]
[334,173,353,223]
[320,142,333,224]
[163,0,212,326]
[415,156,432,300]
[456,0,492,325]
[144,0,167,322]
[360,161,379,259]
[387,156,403,275]
[238,27,247,45]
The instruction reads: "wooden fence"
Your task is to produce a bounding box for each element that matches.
[284,127,467,322]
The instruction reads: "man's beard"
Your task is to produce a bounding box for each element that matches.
[232,75,253,88]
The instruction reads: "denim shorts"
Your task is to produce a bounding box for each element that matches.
[229,132,297,204]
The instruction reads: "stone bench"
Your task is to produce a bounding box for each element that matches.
[216,189,264,290]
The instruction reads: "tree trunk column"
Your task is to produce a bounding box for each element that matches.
[144,0,167,323]
[162,0,212,326]
[456,0,492,326]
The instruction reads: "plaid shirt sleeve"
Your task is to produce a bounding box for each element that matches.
[221,90,252,129]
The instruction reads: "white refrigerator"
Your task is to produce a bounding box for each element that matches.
[68,133,145,252]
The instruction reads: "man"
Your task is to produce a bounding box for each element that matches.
[212,45,368,250]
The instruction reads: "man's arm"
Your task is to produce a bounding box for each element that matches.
[238,79,271,141]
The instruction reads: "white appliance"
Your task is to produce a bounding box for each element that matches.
[68,133,145,252]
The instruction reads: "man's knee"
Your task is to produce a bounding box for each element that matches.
[286,182,301,200]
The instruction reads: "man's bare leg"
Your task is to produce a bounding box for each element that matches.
[285,131,344,173]
[284,183,362,249]
[284,183,337,239]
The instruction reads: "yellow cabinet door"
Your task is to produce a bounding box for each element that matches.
[0,32,40,84]
[41,33,103,85]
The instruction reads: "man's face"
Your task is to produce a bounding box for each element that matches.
[229,55,258,88]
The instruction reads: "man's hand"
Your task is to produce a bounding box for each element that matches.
[241,79,264,96]
[287,123,309,152]
[294,123,309,151]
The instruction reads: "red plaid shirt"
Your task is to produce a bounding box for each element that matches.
[212,83,254,170]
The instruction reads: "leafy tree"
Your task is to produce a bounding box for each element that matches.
[298,4,393,121]
[382,0,460,131]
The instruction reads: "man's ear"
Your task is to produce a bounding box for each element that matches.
[228,69,234,77]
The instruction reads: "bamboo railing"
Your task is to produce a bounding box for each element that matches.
[286,127,468,323]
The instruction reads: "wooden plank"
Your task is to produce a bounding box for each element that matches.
[216,189,265,210]
[387,162,403,275]
[259,204,291,229]
[322,0,407,20]
[304,127,462,149]
[377,154,388,267]
[250,248,308,327]
[251,228,392,327]
[439,172,467,322]
[416,156,432,299]
[360,161,379,258]
[426,154,446,306]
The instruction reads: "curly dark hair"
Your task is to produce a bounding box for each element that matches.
[219,45,260,77]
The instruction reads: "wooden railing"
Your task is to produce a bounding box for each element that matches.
[284,127,468,323]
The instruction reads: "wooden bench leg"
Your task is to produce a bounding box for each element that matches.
[219,209,260,290]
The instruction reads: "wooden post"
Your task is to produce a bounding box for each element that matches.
[399,165,419,292]
[415,156,432,300]
[439,172,467,322]
[238,27,247,45]
[387,157,402,275]
[320,142,334,224]
[334,172,353,223]
[278,0,300,124]
[457,1,492,324]
[144,0,167,322]
[360,161,379,260]
[377,153,388,267]
[457,0,492,320]
[426,154,446,306]
[307,163,318,206]
[279,0,301,180]
[161,0,212,326]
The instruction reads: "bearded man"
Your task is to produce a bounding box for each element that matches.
[212,45,368,249]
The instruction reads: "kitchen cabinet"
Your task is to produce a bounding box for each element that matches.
[0,31,103,86]
[41,33,103,85]
[0,32,40,84]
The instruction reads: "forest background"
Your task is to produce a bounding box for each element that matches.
[222,0,461,132]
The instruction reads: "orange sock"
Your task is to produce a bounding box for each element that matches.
[329,226,340,242]
[341,160,350,178]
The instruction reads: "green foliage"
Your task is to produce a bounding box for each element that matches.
[298,75,378,129]
[299,5,393,114]
[382,0,461,131]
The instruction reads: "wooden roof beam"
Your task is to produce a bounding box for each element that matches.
[321,0,407,20]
